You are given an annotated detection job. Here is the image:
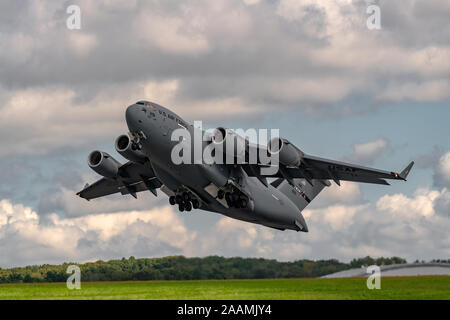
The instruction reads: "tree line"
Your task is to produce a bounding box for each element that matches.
[0,255,425,284]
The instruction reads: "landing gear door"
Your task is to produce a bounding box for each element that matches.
[204,183,229,208]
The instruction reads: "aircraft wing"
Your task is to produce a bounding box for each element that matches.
[243,154,414,186]
[298,155,414,185]
[76,161,162,200]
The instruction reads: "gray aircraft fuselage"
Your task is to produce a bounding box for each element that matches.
[125,102,308,231]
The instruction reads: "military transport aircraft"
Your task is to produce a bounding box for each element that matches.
[77,101,414,232]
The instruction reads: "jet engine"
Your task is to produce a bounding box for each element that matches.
[268,137,303,167]
[88,150,121,178]
[115,134,147,163]
[211,127,247,161]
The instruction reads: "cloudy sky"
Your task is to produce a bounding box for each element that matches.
[0,0,449,268]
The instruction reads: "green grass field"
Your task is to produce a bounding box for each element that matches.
[0,276,449,300]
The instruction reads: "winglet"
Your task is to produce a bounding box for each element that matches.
[76,191,89,201]
[399,161,414,180]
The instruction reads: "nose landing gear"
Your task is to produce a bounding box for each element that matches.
[129,131,147,151]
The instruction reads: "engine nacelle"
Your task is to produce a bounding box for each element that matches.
[115,134,147,163]
[211,127,247,161]
[88,150,121,178]
[268,137,303,167]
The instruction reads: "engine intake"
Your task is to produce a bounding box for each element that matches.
[268,137,303,167]
[115,134,147,163]
[211,127,247,161]
[88,150,121,178]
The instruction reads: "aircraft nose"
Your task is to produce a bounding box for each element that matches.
[125,104,142,131]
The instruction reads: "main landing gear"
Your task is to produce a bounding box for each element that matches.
[218,188,248,209]
[169,191,200,212]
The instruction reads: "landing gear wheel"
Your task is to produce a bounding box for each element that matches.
[192,199,200,209]
[225,193,232,206]
[182,192,191,202]
[169,196,176,205]
[178,204,185,212]
[185,202,192,212]
[239,198,247,208]
[175,195,182,204]
[231,193,240,203]
[217,190,225,200]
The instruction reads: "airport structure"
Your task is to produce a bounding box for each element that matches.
[322,263,450,278]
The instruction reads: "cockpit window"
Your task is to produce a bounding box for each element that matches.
[136,101,157,111]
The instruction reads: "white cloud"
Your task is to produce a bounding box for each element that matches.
[434,189,450,217]
[311,181,364,208]
[2,181,450,267]
[1,0,448,123]
[260,77,358,104]
[276,0,353,32]
[40,184,164,218]
[141,80,179,106]
[0,86,125,157]
[379,80,450,102]
[100,0,137,10]
[67,33,98,56]
[0,199,196,267]
[434,152,450,187]
[243,0,261,5]
[133,11,210,55]
[5,32,35,64]
[193,216,312,259]
[195,183,450,261]
[304,204,369,231]
[345,138,390,164]
[377,188,447,218]
[54,207,194,246]
[0,79,261,158]
[0,200,38,226]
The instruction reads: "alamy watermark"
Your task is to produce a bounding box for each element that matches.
[170,121,280,175]
[366,265,381,289]
[66,265,81,290]
[366,4,381,30]
[66,5,81,30]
